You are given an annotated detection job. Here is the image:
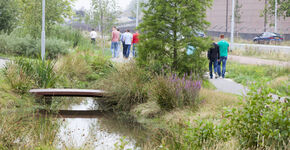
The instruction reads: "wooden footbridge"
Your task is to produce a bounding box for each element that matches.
[29,89,106,97]
[30,89,108,117]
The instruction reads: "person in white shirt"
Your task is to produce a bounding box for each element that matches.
[90,29,97,44]
[123,29,133,58]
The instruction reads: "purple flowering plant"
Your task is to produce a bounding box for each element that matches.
[152,72,202,110]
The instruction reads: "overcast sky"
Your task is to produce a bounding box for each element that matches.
[73,0,131,11]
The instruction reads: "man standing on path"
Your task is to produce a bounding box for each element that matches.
[123,29,133,59]
[132,30,139,57]
[208,39,220,79]
[90,29,97,44]
[217,34,229,78]
[111,26,120,58]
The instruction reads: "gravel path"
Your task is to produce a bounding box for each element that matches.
[229,55,289,66]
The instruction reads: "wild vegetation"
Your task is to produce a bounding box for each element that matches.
[0,0,289,149]
[227,62,289,96]
[230,47,290,61]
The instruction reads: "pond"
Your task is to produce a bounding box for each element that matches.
[48,98,147,150]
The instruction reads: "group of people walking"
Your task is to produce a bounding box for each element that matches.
[208,34,229,79]
[90,26,139,59]
[111,27,139,59]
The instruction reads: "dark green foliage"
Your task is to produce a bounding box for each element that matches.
[0,0,18,33]
[225,84,289,149]
[138,0,212,75]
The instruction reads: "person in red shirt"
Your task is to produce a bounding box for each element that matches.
[132,30,139,57]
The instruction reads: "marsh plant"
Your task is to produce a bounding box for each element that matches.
[99,63,152,111]
[3,58,58,94]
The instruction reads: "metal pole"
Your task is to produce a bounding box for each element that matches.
[226,0,229,32]
[41,0,45,61]
[136,0,139,27]
[264,0,267,32]
[274,0,277,33]
[230,0,235,45]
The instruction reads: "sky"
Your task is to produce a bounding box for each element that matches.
[73,0,131,11]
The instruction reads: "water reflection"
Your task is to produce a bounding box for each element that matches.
[54,98,144,150]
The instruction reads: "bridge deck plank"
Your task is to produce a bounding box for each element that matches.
[29,89,106,97]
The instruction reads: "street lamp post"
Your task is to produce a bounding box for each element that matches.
[230,0,235,46]
[274,0,278,33]
[41,0,45,61]
[136,0,139,28]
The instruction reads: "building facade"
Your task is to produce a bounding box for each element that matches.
[206,0,290,35]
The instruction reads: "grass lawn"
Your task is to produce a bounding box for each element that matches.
[227,62,289,96]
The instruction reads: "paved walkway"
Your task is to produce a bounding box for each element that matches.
[229,55,289,67]
[0,58,7,68]
[209,77,247,96]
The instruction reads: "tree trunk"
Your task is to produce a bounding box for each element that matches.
[173,28,177,70]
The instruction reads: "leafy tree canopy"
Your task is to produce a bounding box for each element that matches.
[265,0,290,18]
[0,0,18,33]
[17,0,75,38]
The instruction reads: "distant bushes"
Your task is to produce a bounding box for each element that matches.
[0,34,70,59]
[0,25,96,59]
[48,25,83,48]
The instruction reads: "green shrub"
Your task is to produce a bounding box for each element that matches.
[159,119,231,150]
[0,34,70,59]
[225,84,289,149]
[151,73,202,110]
[49,25,83,47]
[36,38,70,59]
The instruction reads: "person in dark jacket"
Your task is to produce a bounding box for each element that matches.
[207,40,220,79]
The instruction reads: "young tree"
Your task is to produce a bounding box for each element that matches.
[0,0,18,33]
[234,0,243,33]
[267,0,289,19]
[17,0,74,38]
[91,0,119,51]
[138,0,212,76]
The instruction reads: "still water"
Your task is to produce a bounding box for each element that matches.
[52,98,145,150]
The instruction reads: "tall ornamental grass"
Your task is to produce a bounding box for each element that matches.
[151,73,202,111]
[99,63,152,111]
[3,58,58,94]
